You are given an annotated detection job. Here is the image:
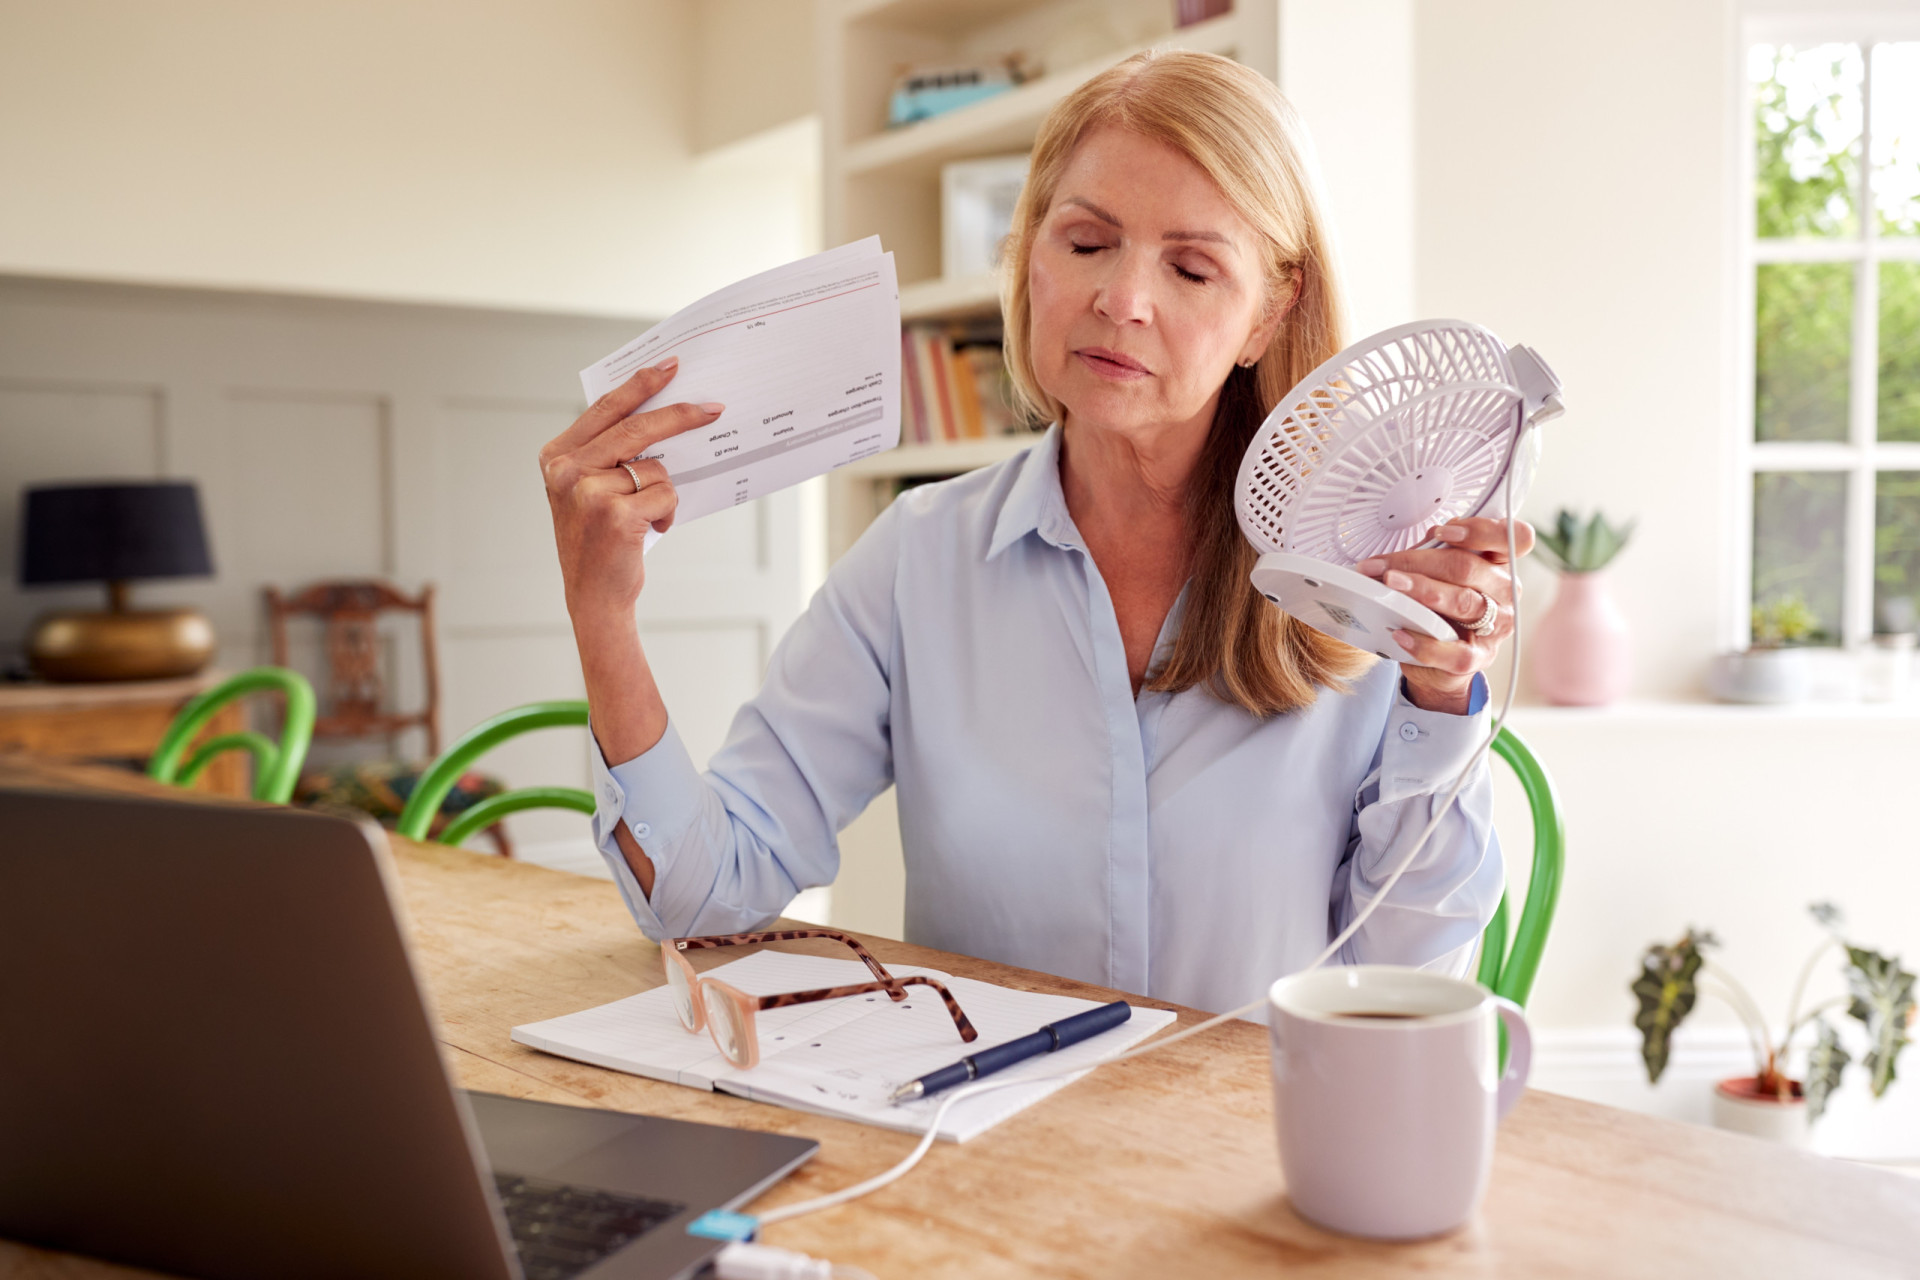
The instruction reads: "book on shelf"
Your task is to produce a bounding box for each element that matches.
[900,323,1022,445]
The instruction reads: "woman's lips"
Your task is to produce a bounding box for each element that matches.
[1074,347,1151,380]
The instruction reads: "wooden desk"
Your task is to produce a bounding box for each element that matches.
[0,675,246,797]
[3,753,1918,1280]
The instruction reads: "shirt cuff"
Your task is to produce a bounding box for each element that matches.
[1377,673,1490,802]
[588,719,706,938]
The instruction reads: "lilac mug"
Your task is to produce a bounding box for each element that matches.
[1267,965,1531,1239]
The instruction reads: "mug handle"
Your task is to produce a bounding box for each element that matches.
[1492,997,1532,1121]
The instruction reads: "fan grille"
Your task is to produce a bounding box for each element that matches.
[1235,321,1522,563]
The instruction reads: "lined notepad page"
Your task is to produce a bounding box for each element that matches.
[511,951,1176,1143]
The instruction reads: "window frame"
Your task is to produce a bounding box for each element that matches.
[1735,14,1920,649]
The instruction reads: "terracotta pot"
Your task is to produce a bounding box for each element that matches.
[1528,571,1631,706]
[1710,1076,1809,1147]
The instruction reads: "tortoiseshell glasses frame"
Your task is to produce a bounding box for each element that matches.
[660,928,979,1069]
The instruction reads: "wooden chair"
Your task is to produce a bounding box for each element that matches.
[147,666,317,804]
[265,579,512,855]
[1475,726,1566,1010]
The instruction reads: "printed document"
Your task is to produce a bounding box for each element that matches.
[511,951,1177,1143]
[580,238,900,538]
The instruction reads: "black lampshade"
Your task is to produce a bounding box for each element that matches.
[18,482,215,586]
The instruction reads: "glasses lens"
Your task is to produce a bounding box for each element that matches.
[703,984,749,1065]
[665,958,697,1030]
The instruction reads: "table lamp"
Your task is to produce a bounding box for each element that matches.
[19,482,218,682]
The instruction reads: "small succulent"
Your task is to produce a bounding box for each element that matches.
[1751,593,1821,648]
[1536,509,1635,574]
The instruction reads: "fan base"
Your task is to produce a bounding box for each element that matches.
[1249,553,1454,664]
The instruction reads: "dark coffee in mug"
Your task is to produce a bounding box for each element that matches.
[1333,1011,1423,1020]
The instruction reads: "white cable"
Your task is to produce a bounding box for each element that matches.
[713,1241,878,1280]
[756,423,1535,1232]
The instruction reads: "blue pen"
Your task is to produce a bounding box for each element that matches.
[888,1000,1132,1104]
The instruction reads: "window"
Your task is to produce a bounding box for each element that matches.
[1741,30,1920,645]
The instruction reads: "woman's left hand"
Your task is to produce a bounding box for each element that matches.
[1357,517,1536,716]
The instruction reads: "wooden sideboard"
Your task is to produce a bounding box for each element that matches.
[0,673,247,797]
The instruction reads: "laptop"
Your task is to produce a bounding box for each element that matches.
[0,786,817,1280]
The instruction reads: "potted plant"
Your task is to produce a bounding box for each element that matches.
[1631,903,1916,1146]
[1529,509,1635,705]
[1708,593,1820,703]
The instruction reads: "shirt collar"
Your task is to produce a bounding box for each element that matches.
[987,424,1079,559]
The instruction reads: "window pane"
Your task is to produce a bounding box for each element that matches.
[1752,43,1863,238]
[1753,470,1845,643]
[1755,262,1853,441]
[1876,471,1920,632]
[1883,261,1920,441]
[1871,43,1920,236]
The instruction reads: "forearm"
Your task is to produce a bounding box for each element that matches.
[569,594,666,894]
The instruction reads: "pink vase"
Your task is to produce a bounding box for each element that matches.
[1529,571,1631,706]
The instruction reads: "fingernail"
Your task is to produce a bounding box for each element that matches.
[654,355,678,371]
[1358,558,1386,576]
[1436,524,1467,542]
[700,402,725,414]
[1385,571,1413,591]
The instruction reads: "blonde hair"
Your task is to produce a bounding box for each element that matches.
[999,49,1374,716]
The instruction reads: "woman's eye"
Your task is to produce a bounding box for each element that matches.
[1069,242,1104,256]
[1172,262,1209,284]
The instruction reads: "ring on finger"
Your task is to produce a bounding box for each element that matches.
[1467,589,1499,637]
[619,461,643,493]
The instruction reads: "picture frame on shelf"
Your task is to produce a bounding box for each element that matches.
[941,154,1029,282]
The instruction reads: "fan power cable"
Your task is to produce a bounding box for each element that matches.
[739,336,1562,1241]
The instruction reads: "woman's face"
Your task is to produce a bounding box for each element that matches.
[1027,125,1279,445]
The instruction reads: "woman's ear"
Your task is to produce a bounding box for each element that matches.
[1238,267,1301,366]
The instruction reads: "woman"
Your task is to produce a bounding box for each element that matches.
[541,51,1530,1015]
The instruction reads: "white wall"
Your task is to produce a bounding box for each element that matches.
[1418,0,1920,1158]
[1416,0,1733,701]
[0,0,817,316]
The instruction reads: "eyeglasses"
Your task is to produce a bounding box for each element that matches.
[661,928,979,1069]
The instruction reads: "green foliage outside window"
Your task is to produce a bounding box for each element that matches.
[1751,44,1920,637]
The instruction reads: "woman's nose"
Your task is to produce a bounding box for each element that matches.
[1092,248,1155,326]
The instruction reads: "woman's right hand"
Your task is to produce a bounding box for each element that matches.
[539,355,724,612]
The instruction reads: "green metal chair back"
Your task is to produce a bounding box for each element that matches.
[1475,725,1565,1009]
[396,700,595,847]
[147,666,317,804]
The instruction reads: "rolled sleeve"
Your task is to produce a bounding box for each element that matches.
[1373,674,1490,804]
[589,719,709,940]
[1336,672,1504,973]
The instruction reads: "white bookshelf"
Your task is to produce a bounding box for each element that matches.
[817,0,1283,560]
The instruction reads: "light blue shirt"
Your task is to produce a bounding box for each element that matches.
[591,426,1503,1015]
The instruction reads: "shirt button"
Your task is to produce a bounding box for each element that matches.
[1398,722,1420,742]
[631,821,652,840]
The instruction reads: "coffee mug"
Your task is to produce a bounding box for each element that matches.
[1267,965,1531,1239]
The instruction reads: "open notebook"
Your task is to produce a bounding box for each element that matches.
[511,951,1176,1143]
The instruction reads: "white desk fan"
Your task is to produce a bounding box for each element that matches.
[1235,319,1564,663]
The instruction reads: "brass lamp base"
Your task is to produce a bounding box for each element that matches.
[27,606,217,683]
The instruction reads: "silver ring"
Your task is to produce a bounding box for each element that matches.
[619,461,642,493]
[1467,590,1500,637]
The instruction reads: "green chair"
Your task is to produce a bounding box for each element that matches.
[147,667,318,804]
[1475,725,1565,1009]
[397,700,596,847]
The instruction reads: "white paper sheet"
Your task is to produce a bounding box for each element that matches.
[511,951,1177,1143]
[579,239,901,541]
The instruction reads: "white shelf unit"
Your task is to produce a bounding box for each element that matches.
[818,0,1284,559]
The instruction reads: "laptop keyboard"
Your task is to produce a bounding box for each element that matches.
[492,1172,684,1280]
